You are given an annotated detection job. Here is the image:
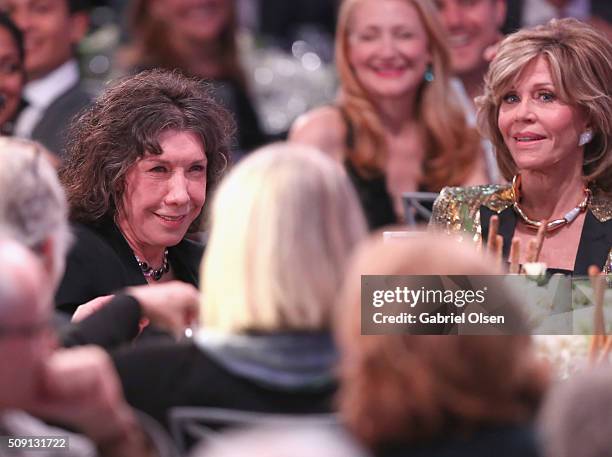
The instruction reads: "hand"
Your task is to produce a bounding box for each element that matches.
[27,347,151,457]
[483,41,501,62]
[71,295,114,323]
[483,32,503,62]
[125,281,200,337]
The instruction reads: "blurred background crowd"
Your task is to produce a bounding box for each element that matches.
[0,0,610,159]
[0,1,611,457]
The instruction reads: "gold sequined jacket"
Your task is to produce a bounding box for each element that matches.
[430,184,612,275]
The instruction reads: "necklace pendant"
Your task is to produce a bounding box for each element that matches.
[564,206,581,223]
[547,219,567,232]
[135,249,170,281]
[511,174,591,234]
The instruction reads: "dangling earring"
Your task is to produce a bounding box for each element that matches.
[424,65,434,83]
[578,130,593,147]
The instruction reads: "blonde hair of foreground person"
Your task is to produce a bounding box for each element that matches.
[201,142,367,333]
[334,0,479,187]
[335,233,549,448]
[477,18,612,191]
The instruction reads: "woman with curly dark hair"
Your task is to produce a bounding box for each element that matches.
[55,69,233,316]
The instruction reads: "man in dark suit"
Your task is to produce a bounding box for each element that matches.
[0,0,91,158]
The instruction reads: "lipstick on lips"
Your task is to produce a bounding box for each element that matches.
[513,131,546,145]
[154,213,188,227]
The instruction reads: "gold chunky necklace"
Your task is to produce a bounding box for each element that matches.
[511,175,591,233]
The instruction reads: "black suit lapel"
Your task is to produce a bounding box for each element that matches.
[573,211,612,276]
[480,206,517,259]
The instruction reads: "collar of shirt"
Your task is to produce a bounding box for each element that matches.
[23,59,80,109]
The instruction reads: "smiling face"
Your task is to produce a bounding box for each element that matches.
[434,0,505,78]
[0,26,23,127]
[497,56,588,175]
[347,0,431,100]
[117,130,207,258]
[0,0,88,81]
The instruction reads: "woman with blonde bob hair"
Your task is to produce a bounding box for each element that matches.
[291,0,485,230]
[112,142,367,427]
[336,234,549,456]
[432,19,612,275]
[202,142,367,332]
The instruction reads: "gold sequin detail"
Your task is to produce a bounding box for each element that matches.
[590,190,612,222]
[430,185,513,241]
[431,185,612,274]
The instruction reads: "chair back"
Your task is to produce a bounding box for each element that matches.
[168,407,339,454]
[402,191,439,226]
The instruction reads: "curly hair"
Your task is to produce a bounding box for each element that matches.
[335,0,480,189]
[59,69,233,231]
[477,18,612,193]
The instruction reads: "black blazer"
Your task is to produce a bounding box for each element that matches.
[480,206,612,276]
[55,218,204,315]
[112,342,336,429]
[29,81,92,157]
[60,294,142,349]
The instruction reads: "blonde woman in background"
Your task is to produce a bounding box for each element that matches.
[291,0,487,230]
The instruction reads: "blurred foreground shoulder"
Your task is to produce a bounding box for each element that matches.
[288,106,346,161]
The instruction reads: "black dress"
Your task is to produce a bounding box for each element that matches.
[55,217,204,315]
[338,108,398,230]
[480,206,612,276]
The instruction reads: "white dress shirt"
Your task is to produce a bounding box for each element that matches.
[14,59,80,138]
[450,78,502,184]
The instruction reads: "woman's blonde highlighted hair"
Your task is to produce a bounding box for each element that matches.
[335,0,479,189]
[202,142,367,333]
[477,18,612,192]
